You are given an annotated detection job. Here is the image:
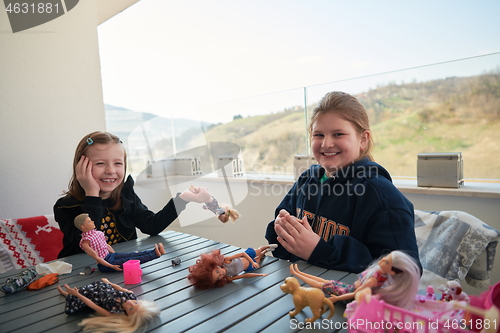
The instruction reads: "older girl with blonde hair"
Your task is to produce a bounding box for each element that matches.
[266,91,421,273]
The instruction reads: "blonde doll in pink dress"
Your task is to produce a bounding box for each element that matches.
[290,250,420,309]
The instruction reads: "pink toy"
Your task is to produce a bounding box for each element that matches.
[468,281,500,332]
[123,260,142,284]
[347,296,467,333]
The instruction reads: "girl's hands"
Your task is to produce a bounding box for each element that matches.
[274,210,320,260]
[179,187,212,203]
[75,155,100,197]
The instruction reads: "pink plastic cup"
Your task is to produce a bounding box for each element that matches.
[123,260,142,284]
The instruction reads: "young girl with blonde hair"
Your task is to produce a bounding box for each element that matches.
[266,91,421,273]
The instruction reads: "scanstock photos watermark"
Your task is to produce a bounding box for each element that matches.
[3,0,79,33]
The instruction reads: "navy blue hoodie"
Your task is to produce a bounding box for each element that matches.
[265,158,420,273]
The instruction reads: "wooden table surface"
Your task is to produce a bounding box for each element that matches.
[0,230,355,332]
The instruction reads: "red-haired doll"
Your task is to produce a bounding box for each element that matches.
[187,245,277,289]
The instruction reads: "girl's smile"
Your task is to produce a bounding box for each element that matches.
[311,113,369,176]
[84,143,125,199]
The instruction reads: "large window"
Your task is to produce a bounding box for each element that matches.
[99,0,500,181]
[106,53,500,181]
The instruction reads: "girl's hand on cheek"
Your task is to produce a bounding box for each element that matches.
[75,155,100,197]
[275,215,320,260]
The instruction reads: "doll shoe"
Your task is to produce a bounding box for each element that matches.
[268,244,278,252]
[1,268,38,293]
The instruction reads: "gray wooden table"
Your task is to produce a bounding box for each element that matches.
[0,230,355,332]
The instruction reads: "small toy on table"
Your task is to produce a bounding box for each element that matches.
[75,213,167,272]
[290,250,421,309]
[447,280,470,302]
[57,278,159,333]
[187,244,277,289]
[280,276,335,323]
[189,185,240,223]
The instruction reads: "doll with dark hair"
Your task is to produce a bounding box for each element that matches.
[187,245,277,289]
[290,250,421,309]
[57,278,160,333]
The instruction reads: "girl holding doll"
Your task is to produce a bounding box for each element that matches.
[54,131,212,258]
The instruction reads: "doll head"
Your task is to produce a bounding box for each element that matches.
[74,213,95,232]
[187,249,232,289]
[78,299,160,333]
[369,250,420,309]
[66,131,126,210]
[219,204,240,223]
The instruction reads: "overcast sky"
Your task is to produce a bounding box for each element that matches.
[98,0,500,123]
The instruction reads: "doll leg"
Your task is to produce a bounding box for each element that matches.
[289,264,330,289]
[157,243,166,255]
[253,246,272,263]
[106,248,159,267]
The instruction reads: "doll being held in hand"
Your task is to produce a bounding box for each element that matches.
[290,250,420,309]
[57,278,159,333]
[75,213,167,272]
[189,185,240,223]
[187,245,277,289]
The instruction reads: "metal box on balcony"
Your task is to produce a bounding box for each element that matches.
[417,152,464,188]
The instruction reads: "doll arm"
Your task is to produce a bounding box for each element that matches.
[101,278,132,293]
[81,241,122,271]
[354,276,378,291]
[107,244,115,254]
[64,285,112,317]
[230,273,268,281]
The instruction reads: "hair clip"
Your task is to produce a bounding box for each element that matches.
[86,138,93,145]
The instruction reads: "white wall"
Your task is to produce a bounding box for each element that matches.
[0,0,106,219]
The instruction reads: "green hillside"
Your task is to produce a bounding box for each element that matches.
[187,71,500,179]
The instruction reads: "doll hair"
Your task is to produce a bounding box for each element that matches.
[187,249,232,289]
[65,131,126,211]
[309,91,375,161]
[74,213,89,230]
[362,250,420,309]
[219,204,240,223]
[78,299,160,333]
